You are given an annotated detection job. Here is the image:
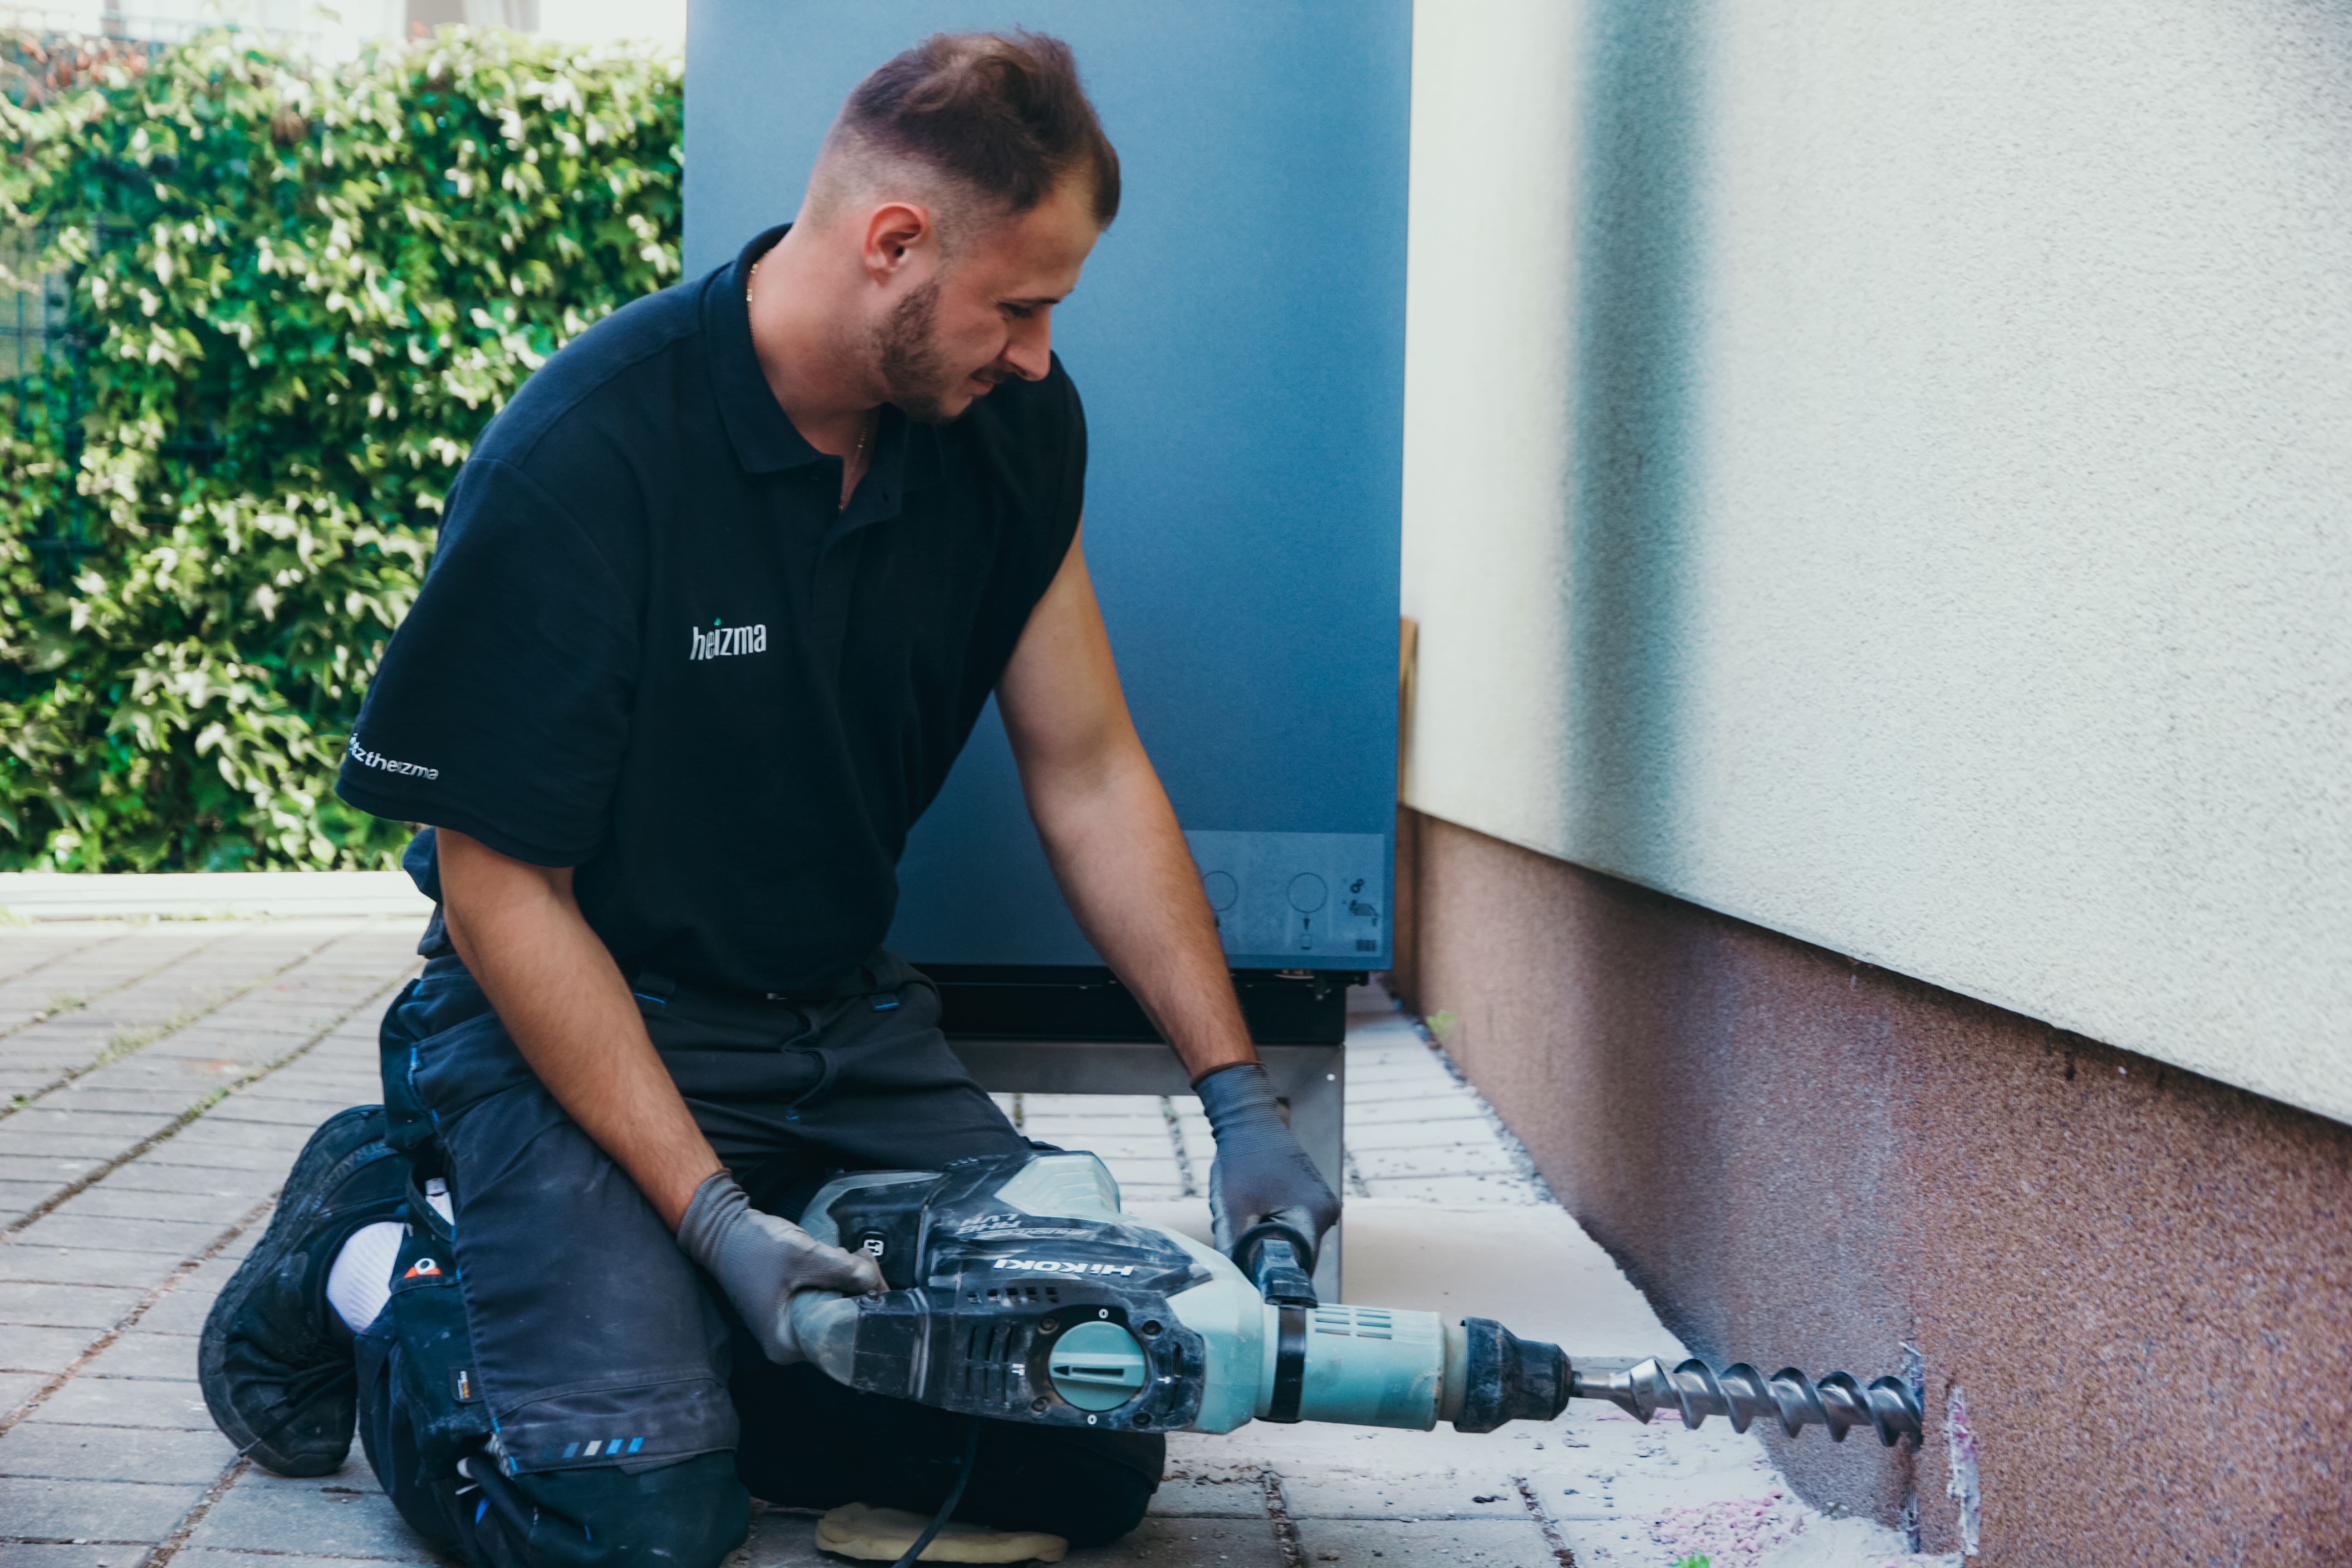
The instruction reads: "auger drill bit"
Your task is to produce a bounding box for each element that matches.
[1569,1357,1923,1446]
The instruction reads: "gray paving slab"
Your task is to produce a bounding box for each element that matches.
[28,1371,216,1428]
[1358,1176,1544,1204]
[1351,1147,1522,1181]
[0,1474,208,1541]
[20,1086,201,1115]
[1347,1097,1487,1127]
[1343,1117,1505,1153]
[203,1098,350,1127]
[1277,1470,1534,1520]
[1150,1474,1274,1518]
[131,1288,217,1336]
[0,1543,126,1568]
[0,1370,49,1414]
[189,1462,439,1560]
[0,1179,56,1217]
[1077,1516,1289,1566]
[0,1419,235,1484]
[0,1282,142,1329]
[0,1128,140,1160]
[150,1135,313,1172]
[78,1332,199,1381]
[2,1107,177,1141]
[0,930,120,986]
[179,1255,245,1291]
[116,1145,290,1181]
[14,1213,228,1254]
[1288,1516,1553,1566]
[0,1245,184,1290]
[0,1323,96,1374]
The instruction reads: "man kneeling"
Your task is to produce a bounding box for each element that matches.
[198,31,1336,1568]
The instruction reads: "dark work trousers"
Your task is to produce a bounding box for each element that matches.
[355,951,1164,1568]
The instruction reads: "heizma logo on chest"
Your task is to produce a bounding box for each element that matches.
[690,620,769,661]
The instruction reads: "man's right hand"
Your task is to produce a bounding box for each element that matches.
[675,1171,885,1364]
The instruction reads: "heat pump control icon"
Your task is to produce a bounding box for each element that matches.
[1185,831,1387,967]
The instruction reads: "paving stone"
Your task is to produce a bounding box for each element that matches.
[0,1177,59,1220]
[189,1462,439,1560]
[1345,1096,1486,1127]
[85,1163,271,1200]
[0,1419,235,1484]
[129,1137,305,1174]
[0,1543,125,1568]
[0,1108,171,1141]
[0,1245,182,1291]
[1287,1516,1552,1566]
[0,1369,50,1414]
[111,1153,283,1192]
[0,1323,98,1374]
[79,1332,200,1381]
[1083,1515,1289,1566]
[240,1074,377,1103]
[1343,1118,1504,1153]
[14,1213,225,1255]
[131,1288,217,1336]
[202,1098,349,1127]
[1276,1469,1532,1519]
[0,1282,142,1329]
[30,1372,216,1429]
[20,1087,201,1116]
[1356,1176,1542,1205]
[0,1474,207,1542]
[1151,1472,1276,1518]
[0,1129,139,1160]
[181,1256,247,1294]
[1348,1147,1520,1182]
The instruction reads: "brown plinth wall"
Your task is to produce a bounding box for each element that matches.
[1390,808,2352,1564]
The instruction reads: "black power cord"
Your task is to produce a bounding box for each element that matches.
[889,1416,981,1568]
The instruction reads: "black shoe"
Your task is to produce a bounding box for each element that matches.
[200,1104,408,1475]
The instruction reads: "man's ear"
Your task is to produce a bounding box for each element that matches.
[860,201,935,279]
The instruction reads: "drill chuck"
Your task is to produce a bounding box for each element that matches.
[1569,1356,1923,1446]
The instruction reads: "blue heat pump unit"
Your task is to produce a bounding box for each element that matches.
[686,2,1407,1043]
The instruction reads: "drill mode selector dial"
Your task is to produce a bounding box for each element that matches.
[1046,1319,1149,1411]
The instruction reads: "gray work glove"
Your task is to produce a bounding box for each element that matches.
[1198,1061,1341,1264]
[676,1170,884,1364]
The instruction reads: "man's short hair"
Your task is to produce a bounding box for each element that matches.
[821,30,1121,233]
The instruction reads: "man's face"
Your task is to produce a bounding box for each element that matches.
[876,176,1101,424]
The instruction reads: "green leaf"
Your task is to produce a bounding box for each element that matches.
[0,24,682,870]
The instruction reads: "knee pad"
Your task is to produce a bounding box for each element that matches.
[464,1451,749,1568]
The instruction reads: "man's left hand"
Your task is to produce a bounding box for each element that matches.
[1197,1061,1341,1263]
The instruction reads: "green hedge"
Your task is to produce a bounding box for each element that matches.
[0,27,681,871]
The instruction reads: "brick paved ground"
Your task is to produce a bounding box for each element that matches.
[0,919,1934,1568]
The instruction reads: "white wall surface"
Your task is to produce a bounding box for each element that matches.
[1401,0,2352,1122]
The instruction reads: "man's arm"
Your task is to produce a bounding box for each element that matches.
[995,532,1254,1081]
[436,828,722,1228]
[435,829,881,1359]
[997,531,1340,1264]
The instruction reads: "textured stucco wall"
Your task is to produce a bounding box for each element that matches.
[1401,1,2352,1121]
[1397,812,2352,1563]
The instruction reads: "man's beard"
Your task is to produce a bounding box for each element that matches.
[875,279,986,426]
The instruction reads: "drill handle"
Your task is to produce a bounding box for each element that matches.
[1232,1221,1319,1306]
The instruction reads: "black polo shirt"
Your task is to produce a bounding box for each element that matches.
[337,225,1085,994]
